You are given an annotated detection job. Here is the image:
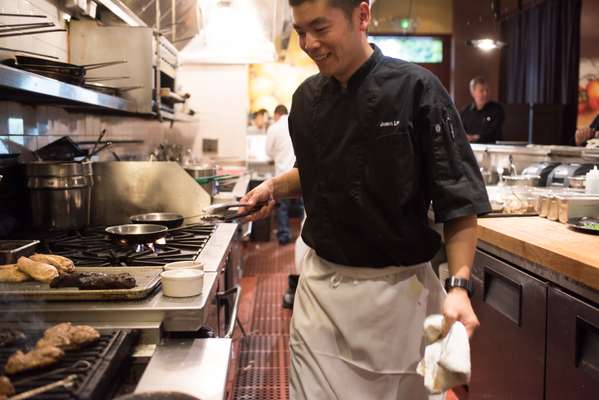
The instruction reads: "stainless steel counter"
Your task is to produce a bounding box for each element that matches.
[135,338,232,400]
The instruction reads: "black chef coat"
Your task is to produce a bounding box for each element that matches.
[288,45,491,268]
[459,101,505,144]
[591,114,599,131]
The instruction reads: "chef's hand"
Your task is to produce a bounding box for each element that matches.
[239,179,276,222]
[575,127,599,146]
[466,134,480,143]
[443,288,479,338]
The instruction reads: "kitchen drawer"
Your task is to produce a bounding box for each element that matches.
[469,249,547,400]
[546,287,599,400]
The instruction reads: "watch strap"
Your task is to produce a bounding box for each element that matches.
[444,276,474,297]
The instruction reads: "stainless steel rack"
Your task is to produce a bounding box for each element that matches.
[0,64,139,113]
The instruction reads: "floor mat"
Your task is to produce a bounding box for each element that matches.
[232,234,296,400]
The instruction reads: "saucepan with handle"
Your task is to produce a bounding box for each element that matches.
[109,202,269,245]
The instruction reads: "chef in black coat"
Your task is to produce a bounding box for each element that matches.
[460,77,505,144]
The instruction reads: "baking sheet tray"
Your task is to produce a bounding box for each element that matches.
[0,266,162,302]
[481,212,539,218]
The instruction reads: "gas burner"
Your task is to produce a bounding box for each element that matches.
[41,224,216,267]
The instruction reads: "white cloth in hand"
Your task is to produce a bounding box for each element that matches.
[417,314,471,394]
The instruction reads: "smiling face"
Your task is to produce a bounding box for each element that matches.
[292,0,372,85]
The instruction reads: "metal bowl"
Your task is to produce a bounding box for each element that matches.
[105,224,168,245]
[130,212,184,229]
[503,175,541,187]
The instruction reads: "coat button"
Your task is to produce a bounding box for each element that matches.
[329,274,341,289]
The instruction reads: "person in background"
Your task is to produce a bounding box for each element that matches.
[574,113,599,146]
[460,77,505,144]
[242,0,490,398]
[266,104,304,308]
[266,104,302,245]
[248,108,269,134]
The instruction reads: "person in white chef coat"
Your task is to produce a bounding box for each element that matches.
[266,104,303,245]
[266,104,305,309]
[241,1,491,399]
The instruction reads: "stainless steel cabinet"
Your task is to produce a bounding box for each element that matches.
[469,249,547,400]
[546,287,599,399]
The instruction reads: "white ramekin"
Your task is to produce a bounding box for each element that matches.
[160,269,204,297]
[163,260,204,271]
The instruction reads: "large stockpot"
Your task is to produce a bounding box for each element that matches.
[25,161,93,231]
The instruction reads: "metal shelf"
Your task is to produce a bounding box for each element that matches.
[0,64,138,113]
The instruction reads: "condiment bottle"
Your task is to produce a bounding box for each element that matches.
[586,166,599,195]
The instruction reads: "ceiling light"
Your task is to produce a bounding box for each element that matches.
[466,38,506,51]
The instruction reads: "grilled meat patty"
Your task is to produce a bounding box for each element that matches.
[79,273,136,290]
[35,323,100,350]
[49,272,97,288]
[4,346,64,375]
[50,272,136,290]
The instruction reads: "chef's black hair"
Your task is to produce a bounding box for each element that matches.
[289,0,369,20]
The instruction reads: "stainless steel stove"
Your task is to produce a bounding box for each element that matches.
[41,224,216,267]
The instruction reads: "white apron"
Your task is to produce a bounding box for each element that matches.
[289,248,446,400]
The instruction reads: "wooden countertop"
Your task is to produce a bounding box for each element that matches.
[477,217,599,291]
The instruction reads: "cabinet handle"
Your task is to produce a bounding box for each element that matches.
[576,317,599,382]
[483,266,522,325]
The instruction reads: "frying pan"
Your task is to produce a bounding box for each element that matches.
[129,202,269,230]
[130,213,185,229]
[105,224,168,245]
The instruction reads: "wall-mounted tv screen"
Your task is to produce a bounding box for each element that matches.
[368,35,444,63]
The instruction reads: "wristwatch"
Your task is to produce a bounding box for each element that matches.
[444,276,474,298]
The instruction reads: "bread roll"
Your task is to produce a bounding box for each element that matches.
[0,264,30,283]
[30,254,75,274]
[16,257,59,283]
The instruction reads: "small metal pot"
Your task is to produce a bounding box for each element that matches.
[503,175,541,187]
[184,165,217,198]
[25,161,93,231]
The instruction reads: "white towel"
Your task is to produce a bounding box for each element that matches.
[417,314,471,394]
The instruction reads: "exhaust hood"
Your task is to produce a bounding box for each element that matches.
[180,0,290,64]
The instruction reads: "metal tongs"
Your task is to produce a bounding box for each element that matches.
[9,374,77,400]
[202,201,269,222]
[12,360,92,387]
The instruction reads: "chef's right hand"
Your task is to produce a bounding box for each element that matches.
[239,179,276,222]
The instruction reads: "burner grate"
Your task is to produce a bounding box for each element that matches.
[40,225,216,267]
[0,329,137,400]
